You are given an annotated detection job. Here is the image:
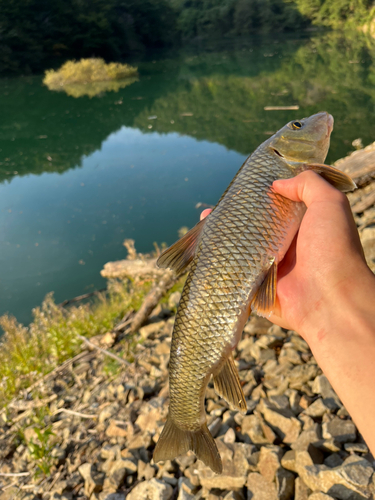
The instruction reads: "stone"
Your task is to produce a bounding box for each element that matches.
[99,494,126,500]
[104,459,137,490]
[78,463,104,497]
[106,420,133,438]
[138,460,157,481]
[322,417,356,443]
[99,403,119,424]
[259,399,301,444]
[281,450,297,473]
[291,425,321,451]
[126,478,173,500]
[275,467,295,500]
[287,364,320,390]
[324,453,343,468]
[298,457,374,499]
[344,443,368,454]
[223,428,236,444]
[168,291,181,309]
[246,472,278,500]
[139,321,165,340]
[257,445,282,482]
[308,494,335,500]
[223,492,245,500]
[241,413,276,445]
[198,441,249,490]
[295,477,312,500]
[304,399,331,418]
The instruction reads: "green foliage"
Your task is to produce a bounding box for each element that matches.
[43,58,138,97]
[0,0,178,74]
[1,0,375,74]
[0,279,145,405]
[27,426,56,477]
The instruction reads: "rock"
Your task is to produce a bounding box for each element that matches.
[303,399,332,417]
[324,453,343,468]
[287,364,320,390]
[106,420,133,438]
[298,457,374,499]
[99,403,120,424]
[246,472,278,500]
[241,413,276,445]
[295,477,312,500]
[281,450,297,473]
[308,494,335,500]
[99,494,126,500]
[103,459,137,489]
[198,441,249,490]
[257,445,282,482]
[126,478,173,500]
[78,463,104,497]
[168,291,181,309]
[275,467,295,500]
[223,428,236,444]
[223,492,245,500]
[322,417,356,443]
[259,399,301,444]
[139,320,166,340]
[138,460,157,480]
[291,425,321,451]
[344,443,368,454]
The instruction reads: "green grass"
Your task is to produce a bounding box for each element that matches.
[0,279,151,406]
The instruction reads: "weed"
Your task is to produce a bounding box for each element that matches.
[0,279,149,405]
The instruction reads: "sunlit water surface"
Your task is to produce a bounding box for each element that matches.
[1,32,374,323]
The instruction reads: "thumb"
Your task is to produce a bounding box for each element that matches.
[273,171,344,207]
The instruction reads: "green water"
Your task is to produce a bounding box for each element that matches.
[1,32,375,324]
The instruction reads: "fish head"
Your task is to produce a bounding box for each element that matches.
[267,111,334,164]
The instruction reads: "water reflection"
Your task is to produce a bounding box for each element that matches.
[0,32,374,322]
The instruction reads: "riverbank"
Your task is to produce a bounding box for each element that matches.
[0,144,374,499]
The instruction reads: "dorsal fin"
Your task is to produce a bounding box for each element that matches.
[157,219,206,274]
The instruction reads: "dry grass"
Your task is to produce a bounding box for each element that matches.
[0,279,150,406]
[43,58,138,97]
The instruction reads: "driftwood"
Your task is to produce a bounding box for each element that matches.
[100,257,164,280]
[129,270,177,333]
[335,141,375,187]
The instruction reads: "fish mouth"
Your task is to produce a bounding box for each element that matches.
[326,113,334,137]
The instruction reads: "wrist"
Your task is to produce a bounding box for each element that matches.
[299,263,375,348]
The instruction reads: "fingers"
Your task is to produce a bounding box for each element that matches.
[273,171,345,207]
[200,208,212,221]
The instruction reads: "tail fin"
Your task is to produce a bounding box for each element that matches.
[153,414,222,474]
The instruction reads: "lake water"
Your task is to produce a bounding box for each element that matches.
[1,32,375,324]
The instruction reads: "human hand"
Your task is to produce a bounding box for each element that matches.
[201,171,373,342]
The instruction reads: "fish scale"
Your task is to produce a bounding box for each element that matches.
[168,150,302,429]
[154,112,355,473]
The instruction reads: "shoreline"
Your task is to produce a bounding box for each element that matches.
[0,144,374,499]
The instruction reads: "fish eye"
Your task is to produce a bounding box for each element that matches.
[292,121,303,129]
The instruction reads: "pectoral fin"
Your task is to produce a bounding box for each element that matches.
[213,354,247,413]
[252,260,277,317]
[157,218,206,274]
[303,163,357,192]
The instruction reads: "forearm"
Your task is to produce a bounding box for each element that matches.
[301,266,375,455]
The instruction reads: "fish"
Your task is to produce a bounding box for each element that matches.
[153,112,356,474]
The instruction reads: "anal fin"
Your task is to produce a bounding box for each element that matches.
[213,354,247,413]
[252,260,277,318]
